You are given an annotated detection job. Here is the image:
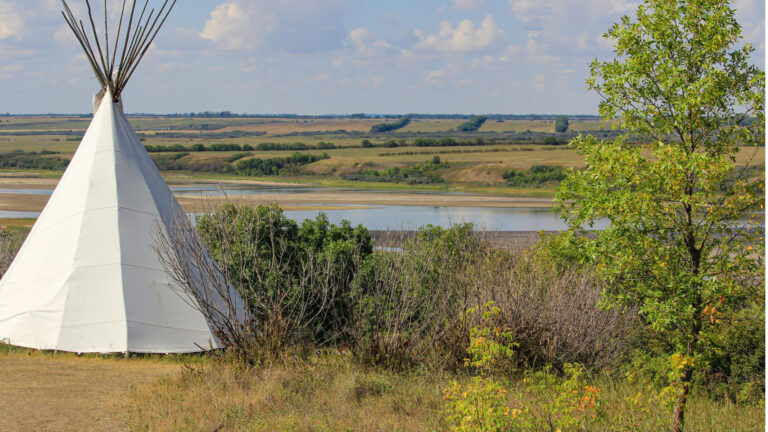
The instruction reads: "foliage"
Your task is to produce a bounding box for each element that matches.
[348,224,483,369]
[456,115,488,132]
[556,0,765,429]
[341,158,448,184]
[234,152,330,176]
[555,116,569,133]
[541,136,568,145]
[444,304,602,432]
[370,116,411,133]
[197,204,372,350]
[0,150,69,171]
[152,151,330,176]
[502,165,566,187]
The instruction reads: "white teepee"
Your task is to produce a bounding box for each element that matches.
[0,0,234,353]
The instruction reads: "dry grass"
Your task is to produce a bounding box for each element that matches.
[123,352,765,432]
[125,354,446,432]
[0,349,182,432]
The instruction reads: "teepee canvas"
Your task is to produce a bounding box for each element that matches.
[0,0,233,353]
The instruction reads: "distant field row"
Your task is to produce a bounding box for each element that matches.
[0,115,761,195]
[0,116,610,135]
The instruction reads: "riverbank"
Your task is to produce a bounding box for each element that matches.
[0,176,554,213]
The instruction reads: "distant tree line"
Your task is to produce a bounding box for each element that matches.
[0,150,69,171]
[456,115,488,132]
[149,152,329,177]
[144,141,336,153]
[361,136,574,148]
[369,116,411,133]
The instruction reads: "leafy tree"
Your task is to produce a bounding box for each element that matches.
[554,1,764,431]
[555,115,569,133]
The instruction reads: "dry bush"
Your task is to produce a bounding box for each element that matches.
[153,207,255,352]
[348,225,637,372]
[346,227,489,370]
[485,250,639,371]
[155,200,636,372]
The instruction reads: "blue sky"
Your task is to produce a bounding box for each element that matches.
[0,0,764,114]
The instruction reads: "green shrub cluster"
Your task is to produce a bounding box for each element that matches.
[197,204,372,351]
[341,158,447,184]
[233,152,329,176]
[370,116,411,133]
[194,208,638,373]
[0,150,69,171]
[502,164,567,187]
[456,115,488,132]
[149,152,328,176]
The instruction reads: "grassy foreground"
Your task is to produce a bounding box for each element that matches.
[0,344,762,431]
[124,352,764,432]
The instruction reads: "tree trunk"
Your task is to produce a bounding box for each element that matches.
[670,363,693,432]
[671,321,699,432]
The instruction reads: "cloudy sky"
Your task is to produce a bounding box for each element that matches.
[0,0,764,114]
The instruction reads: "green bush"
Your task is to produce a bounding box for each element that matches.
[502,164,566,187]
[370,116,411,133]
[456,115,488,132]
[197,204,372,351]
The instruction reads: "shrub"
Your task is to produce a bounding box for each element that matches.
[347,225,485,369]
[0,151,69,171]
[444,305,602,432]
[502,165,566,187]
[195,204,373,352]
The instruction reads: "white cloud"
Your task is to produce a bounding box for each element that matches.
[532,73,546,91]
[346,27,391,56]
[414,14,505,53]
[452,0,491,10]
[0,2,24,41]
[426,66,459,84]
[201,0,348,53]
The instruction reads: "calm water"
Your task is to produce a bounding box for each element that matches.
[0,184,594,231]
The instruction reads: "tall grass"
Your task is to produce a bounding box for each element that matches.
[124,352,764,432]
